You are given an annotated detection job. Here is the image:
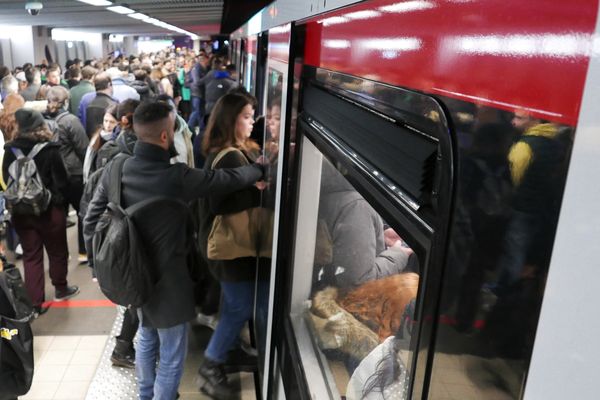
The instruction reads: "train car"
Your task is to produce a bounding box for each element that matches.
[229,0,600,399]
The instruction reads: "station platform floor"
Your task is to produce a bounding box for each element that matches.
[9,217,257,400]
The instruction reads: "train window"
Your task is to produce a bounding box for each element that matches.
[288,137,422,399]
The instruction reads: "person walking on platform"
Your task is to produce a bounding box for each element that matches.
[83,100,265,400]
[2,109,79,316]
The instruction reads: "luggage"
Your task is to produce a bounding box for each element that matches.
[0,259,34,400]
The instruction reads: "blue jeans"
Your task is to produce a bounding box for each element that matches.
[205,281,255,363]
[187,96,204,132]
[136,318,189,400]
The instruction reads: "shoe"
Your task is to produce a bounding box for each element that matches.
[223,347,258,373]
[66,218,76,228]
[78,253,88,264]
[198,359,236,399]
[54,285,80,302]
[111,338,135,368]
[195,312,218,330]
[32,305,49,319]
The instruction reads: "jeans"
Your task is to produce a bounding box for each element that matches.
[205,281,255,363]
[136,318,189,400]
[187,96,204,132]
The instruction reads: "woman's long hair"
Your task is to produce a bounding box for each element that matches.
[202,91,259,156]
[15,124,53,142]
[46,85,69,115]
[0,93,25,141]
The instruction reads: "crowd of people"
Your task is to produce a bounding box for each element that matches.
[0,46,264,400]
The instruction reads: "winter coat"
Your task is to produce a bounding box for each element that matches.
[83,141,264,328]
[317,160,410,288]
[171,114,194,167]
[2,135,69,207]
[130,79,154,101]
[200,70,237,116]
[46,110,89,177]
[198,149,264,282]
[69,80,95,114]
[95,128,137,171]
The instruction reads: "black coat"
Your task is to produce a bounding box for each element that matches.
[47,111,89,177]
[3,136,69,208]
[83,141,264,328]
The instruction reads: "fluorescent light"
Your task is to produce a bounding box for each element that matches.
[106,5,134,14]
[127,13,148,20]
[77,0,112,5]
[144,18,160,24]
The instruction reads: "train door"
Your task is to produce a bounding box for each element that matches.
[270,45,456,397]
[254,23,293,400]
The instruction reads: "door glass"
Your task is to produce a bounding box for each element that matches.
[289,138,421,399]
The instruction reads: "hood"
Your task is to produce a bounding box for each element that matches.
[320,158,356,195]
[131,80,150,94]
[116,128,137,155]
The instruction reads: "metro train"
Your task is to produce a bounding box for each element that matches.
[225,0,600,399]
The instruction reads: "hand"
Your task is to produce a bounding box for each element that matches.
[384,228,402,247]
[255,181,268,190]
[255,155,268,165]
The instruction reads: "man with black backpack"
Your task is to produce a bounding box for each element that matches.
[83,100,264,399]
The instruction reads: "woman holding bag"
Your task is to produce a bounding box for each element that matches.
[197,91,266,399]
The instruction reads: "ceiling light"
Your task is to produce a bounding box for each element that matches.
[144,18,159,24]
[127,13,148,20]
[106,5,134,14]
[77,0,112,5]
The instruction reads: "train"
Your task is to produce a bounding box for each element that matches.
[225,0,600,399]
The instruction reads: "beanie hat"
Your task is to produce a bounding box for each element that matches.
[15,108,46,133]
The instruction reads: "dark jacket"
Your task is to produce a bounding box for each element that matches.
[3,136,69,208]
[46,110,89,177]
[190,63,208,98]
[198,149,262,282]
[85,92,117,137]
[83,141,264,328]
[200,70,237,116]
[130,79,154,101]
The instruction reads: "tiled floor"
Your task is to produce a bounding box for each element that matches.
[22,335,107,400]
[12,220,258,400]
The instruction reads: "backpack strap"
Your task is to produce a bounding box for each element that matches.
[107,154,131,206]
[210,147,246,169]
[27,142,49,159]
[10,147,24,159]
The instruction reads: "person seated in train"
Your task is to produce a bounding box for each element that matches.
[83,99,265,400]
[314,159,414,290]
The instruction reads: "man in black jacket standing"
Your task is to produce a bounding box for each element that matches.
[83,100,264,400]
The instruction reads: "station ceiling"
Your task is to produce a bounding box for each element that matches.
[0,0,226,36]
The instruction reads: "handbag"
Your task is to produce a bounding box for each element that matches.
[0,261,34,399]
[207,147,258,261]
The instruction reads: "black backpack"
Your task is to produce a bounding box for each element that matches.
[4,143,52,216]
[92,155,159,308]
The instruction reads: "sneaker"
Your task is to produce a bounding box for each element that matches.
[66,218,76,228]
[54,285,80,302]
[198,359,236,399]
[195,312,218,330]
[223,347,258,373]
[78,253,88,264]
[32,305,49,319]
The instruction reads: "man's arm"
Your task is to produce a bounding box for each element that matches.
[181,163,264,202]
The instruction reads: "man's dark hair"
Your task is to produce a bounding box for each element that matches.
[47,63,60,74]
[69,66,81,78]
[225,64,236,73]
[133,101,173,126]
[133,69,147,81]
[155,93,174,104]
[0,66,9,80]
[25,67,38,84]
[117,99,141,121]
[94,73,112,91]
[84,59,93,66]
[22,63,33,71]
[65,59,75,70]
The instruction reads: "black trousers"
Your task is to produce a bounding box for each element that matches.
[65,175,85,254]
[118,307,140,342]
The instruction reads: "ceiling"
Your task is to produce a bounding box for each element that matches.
[0,0,224,36]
